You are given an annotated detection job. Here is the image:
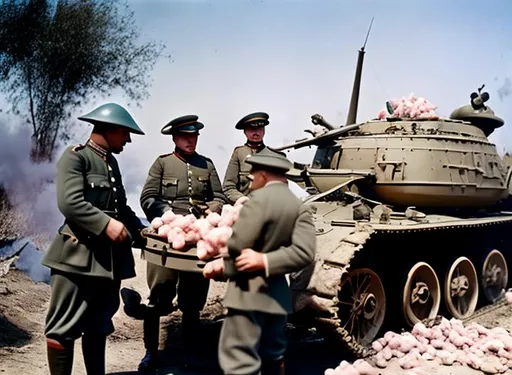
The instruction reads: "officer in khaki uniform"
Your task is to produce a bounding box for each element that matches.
[41,103,147,375]
[205,148,317,375]
[222,112,270,204]
[127,115,227,372]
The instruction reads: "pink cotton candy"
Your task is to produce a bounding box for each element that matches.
[207,212,222,226]
[161,210,176,224]
[157,224,170,237]
[172,233,186,250]
[151,217,164,230]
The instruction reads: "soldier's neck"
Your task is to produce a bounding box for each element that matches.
[174,147,196,161]
[89,134,110,152]
[245,140,265,150]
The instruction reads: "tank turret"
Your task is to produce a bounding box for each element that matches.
[450,84,505,136]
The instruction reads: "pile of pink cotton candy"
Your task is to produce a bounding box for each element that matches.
[325,317,512,375]
[377,93,438,120]
[149,196,249,259]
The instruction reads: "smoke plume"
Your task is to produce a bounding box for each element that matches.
[0,123,62,249]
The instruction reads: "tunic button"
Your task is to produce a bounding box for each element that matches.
[113,187,117,192]
[111,177,115,182]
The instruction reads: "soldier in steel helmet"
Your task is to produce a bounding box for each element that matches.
[123,115,227,372]
[41,103,148,375]
[204,148,317,375]
[222,112,271,204]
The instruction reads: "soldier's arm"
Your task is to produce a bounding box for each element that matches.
[56,148,112,236]
[264,205,316,277]
[223,193,266,277]
[206,161,227,214]
[118,195,147,249]
[139,157,172,222]
[222,150,244,204]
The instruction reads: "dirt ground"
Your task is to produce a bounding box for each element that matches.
[1,249,512,375]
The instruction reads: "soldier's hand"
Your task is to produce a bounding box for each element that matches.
[105,218,128,243]
[203,258,225,280]
[235,249,265,272]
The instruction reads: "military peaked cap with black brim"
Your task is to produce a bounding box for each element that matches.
[161,115,205,135]
[245,148,292,173]
[78,103,145,135]
[235,112,270,130]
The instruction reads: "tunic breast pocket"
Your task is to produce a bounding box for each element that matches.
[196,175,213,200]
[84,175,112,209]
[162,178,179,199]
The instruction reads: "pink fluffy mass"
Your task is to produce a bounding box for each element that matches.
[325,312,512,375]
[148,196,249,259]
[377,94,438,120]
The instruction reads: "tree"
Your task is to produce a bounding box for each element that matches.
[0,0,168,162]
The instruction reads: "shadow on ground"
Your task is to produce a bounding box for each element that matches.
[109,319,347,375]
[0,313,32,348]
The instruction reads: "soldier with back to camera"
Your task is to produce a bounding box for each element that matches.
[41,103,148,375]
[205,148,317,375]
[121,115,227,372]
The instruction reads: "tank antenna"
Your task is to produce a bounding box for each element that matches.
[345,17,374,126]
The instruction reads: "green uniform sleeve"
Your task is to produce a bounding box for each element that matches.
[264,205,316,277]
[56,148,111,236]
[223,194,266,277]
[140,157,172,222]
[119,200,147,248]
[222,149,244,205]
[207,161,227,214]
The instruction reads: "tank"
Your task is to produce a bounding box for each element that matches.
[140,20,512,358]
[272,21,512,356]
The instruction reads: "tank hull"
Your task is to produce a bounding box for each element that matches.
[289,198,512,356]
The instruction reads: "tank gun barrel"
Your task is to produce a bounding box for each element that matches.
[273,123,360,152]
[345,17,374,126]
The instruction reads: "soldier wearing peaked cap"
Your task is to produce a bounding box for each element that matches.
[122,114,227,372]
[222,112,271,204]
[41,103,148,375]
[205,148,317,375]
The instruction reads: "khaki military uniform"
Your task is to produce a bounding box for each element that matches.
[222,143,267,204]
[42,139,146,374]
[139,147,227,361]
[219,182,316,375]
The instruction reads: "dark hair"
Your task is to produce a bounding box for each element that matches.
[92,123,108,135]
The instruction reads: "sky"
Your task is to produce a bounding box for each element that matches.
[2,0,512,221]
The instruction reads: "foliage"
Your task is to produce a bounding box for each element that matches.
[0,0,168,161]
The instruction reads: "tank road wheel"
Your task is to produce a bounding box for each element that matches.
[402,262,441,327]
[481,249,508,303]
[336,268,386,347]
[444,257,479,319]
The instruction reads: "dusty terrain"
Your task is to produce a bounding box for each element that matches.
[1,248,512,375]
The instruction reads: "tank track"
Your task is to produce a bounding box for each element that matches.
[298,214,512,358]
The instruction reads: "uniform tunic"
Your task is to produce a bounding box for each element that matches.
[139,148,227,314]
[222,143,267,204]
[218,182,317,375]
[42,140,146,341]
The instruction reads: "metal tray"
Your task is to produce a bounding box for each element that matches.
[141,229,208,273]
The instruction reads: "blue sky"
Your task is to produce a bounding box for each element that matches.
[3,0,512,218]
